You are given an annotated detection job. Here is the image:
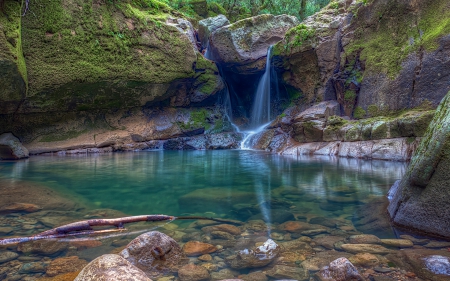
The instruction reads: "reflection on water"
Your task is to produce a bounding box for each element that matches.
[0,151,406,224]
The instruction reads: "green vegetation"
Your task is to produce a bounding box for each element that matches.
[345,0,450,78]
[279,23,315,53]
[353,106,366,119]
[344,90,356,101]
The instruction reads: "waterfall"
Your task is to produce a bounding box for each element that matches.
[241,46,274,149]
[250,45,274,129]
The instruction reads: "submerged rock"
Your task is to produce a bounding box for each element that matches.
[0,251,19,264]
[0,133,29,160]
[265,265,310,280]
[316,257,363,281]
[74,254,151,281]
[183,241,217,256]
[178,264,210,281]
[340,244,392,254]
[423,255,450,276]
[226,239,280,269]
[46,256,88,277]
[120,231,188,279]
[17,240,68,256]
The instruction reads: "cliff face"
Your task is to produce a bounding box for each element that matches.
[388,91,450,238]
[274,0,450,117]
[0,0,231,151]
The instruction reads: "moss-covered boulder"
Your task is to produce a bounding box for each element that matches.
[209,14,299,73]
[388,92,450,238]
[274,0,450,116]
[198,14,229,48]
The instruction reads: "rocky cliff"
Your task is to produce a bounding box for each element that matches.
[0,0,237,153]
[388,91,450,238]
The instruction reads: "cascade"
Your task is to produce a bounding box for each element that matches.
[240,46,274,149]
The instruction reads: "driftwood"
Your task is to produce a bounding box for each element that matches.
[0,214,243,246]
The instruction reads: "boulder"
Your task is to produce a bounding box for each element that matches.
[74,254,151,281]
[0,133,29,160]
[120,231,188,279]
[388,92,450,238]
[226,239,280,269]
[198,15,230,48]
[209,14,299,73]
[178,264,210,281]
[315,257,364,281]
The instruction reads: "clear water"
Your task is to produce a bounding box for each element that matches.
[0,151,406,226]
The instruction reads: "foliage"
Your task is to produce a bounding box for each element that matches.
[353,106,366,119]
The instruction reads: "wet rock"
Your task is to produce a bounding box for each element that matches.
[279,238,313,255]
[198,15,230,48]
[380,239,413,248]
[17,240,68,256]
[249,209,295,224]
[399,235,429,245]
[348,234,381,245]
[301,251,352,272]
[0,226,14,235]
[226,239,280,269]
[69,240,103,250]
[0,251,19,264]
[209,14,299,73]
[341,244,392,254]
[281,221,316,233]
[315,257,363,281]
[244,220,270,233]
[424,241,450,248]
[313,236,346,250]
[423,255,450,275]
[211,269,235,280]
[74,254,151,281]
[0,203,42,214]
[239,272,267,281]
[0,133,29,160]
[183,241,218,256]
[200,262,218,272]
[19,262,48,274]
[265,265,310,280]
[45,256,88,277]
[120,231,188,279]
[211,231,234,240]
[309,217,339,228]
[293,101,341,123]
[202,224,241,236]
[178,264,210,281]
[348,253,379,267]
[275,251,306,266]
[198,254,212,262]
[353,197,394,238]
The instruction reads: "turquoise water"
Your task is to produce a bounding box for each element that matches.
[0,150,406,230]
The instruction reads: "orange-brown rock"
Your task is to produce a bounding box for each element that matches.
[201,224,241,235]
[46,256,88,277]
[198,254,212,261]
[69,240,102,250]
[38,271,80,281]
[178,263,210,281]
[183,241,217,256]
[281,221,313,233]
[0,202,42,214]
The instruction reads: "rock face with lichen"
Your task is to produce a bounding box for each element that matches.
[388,91,450,239]
[209,14,299,73]
[273,0,450,118]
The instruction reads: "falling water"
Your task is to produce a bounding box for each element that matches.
[241,46,274,149]
[250,45,273,129]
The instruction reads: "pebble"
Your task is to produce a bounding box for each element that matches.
[341,244,392,254]
[0,251,19,264]
[399,234,430,245]
[424,241,450,248]
[380,239,414,248]
[348,234,381,244]
[374,267,395,273]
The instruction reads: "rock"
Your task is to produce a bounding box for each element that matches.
[46,256,88,277]
[353,197,394,238]
[200,262,218,272]
[348,234,381,245]
[423,255,450,276]
[424,241,450,248]
[69,240,103,250]
[239,271,268,281]
[0,226,14,235]
[198,254,212,262]
[315,257,363,281]
[211,231,234,240]
[17,240,68,256]
[209,14,299,73]
[120,231,188,279]
[198,15,230,48]
[301,251,352,272]
[211,269,235,280]
[19,262,48,274]
[313,236,346,250]
[183,241,217,256]
[0,133,29,160]
[178,264,210,281]
[226,239,280,269]
[0,251,19,264]
[380,239,413,248]
[348,253,379,267]
[281,221,315,233]
[279,238,313,255]
[388,92,450,238]
[293,101,341,123]
[202,224,242,235]
[0,202,41,214]
[74,254,151,281]
[341,244,392,254]
[265,265,310,280]
[249,209,295,224]
[399,235,429,245]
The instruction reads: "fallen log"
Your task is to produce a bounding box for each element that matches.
[0,214,243,246]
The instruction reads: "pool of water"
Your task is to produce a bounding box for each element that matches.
[1,150,425,280]
[0,150,406,221]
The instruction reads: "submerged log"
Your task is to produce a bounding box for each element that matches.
[0,214,243,246]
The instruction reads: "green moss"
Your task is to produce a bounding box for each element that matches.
[207,2,226,15]
[353,106,366,119]
[344,90,356,101]
[345,0,450,78]
[0,0,28,86]
[283,24,316,52]
[367,104,380,117]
